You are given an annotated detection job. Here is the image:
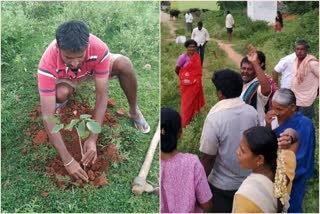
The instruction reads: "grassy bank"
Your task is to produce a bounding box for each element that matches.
[1,2,159,212]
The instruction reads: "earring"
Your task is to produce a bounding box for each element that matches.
[257,162,263,167]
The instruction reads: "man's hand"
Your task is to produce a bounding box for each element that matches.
[82,139,98,166]
[65,159,89,182]
[247,50,259,65]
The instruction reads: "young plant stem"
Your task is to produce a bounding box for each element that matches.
[78,135,86,171]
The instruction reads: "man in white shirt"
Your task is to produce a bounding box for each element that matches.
[185,11,193,33]
[225,11,234,42]
[191,21,210,66]
[273,52,296,89]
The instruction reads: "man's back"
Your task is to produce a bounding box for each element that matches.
[200,103,259,190]
[226,13,234,28]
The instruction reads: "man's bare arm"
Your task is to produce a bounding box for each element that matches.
[40,96,73,164]
[200,153,216,177]
[272,70,279,86]
[40,95,88,181]
[91,76,108,140]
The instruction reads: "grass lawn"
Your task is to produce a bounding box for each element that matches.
[171,1,219,11]
[161,7,319,213]
[1,2,159,212]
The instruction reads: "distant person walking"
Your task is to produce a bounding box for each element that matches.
[191,21,209,66]
[185,11,193,33]
[225,11,235,42]
[275,17,282,32]
[277,11,283,28]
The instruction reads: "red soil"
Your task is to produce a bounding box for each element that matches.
[283,14,297,20]
[26,99,124,189]
[33,130,48,145]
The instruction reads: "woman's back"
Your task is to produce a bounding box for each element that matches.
[161,152,212,213]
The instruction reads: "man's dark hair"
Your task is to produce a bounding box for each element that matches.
[212,69,243,98]
[295,39,310,49]
[240,50,266,70]
[56,20,90,52]
[226,10,230,14]
[197,21,203,27]
[184,39,197,48]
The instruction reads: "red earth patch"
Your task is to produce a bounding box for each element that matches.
[26,99,124,189]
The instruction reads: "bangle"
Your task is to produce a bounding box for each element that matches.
[64,158,74,167]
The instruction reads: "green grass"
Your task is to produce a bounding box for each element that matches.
[170,1,219,11]
[1,2,159,212]
[161,7,319,213]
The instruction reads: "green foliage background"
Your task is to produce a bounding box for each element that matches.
[2,1,159,213]
[161,3,319,212]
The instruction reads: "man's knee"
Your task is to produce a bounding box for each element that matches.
[56,82,74,103]
[111,56,135,77]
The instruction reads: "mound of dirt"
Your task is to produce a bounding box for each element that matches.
[26,99,124,189]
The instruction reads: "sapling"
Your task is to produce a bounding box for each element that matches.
[49,114,101,170]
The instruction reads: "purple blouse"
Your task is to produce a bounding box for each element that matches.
[176,53,191,68]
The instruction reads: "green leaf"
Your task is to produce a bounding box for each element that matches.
[86,121,101,134]
[47,116,60,124]
[76,121,86,139]
[80,114,92,119]
[51,124,64,133]
[65,119,79,131]
[82,131,90,139]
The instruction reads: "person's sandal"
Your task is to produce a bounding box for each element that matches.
[128,111,151,134]
[132,117,151,134]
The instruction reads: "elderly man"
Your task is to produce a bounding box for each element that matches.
[200,69,259,212]
[191,21,210,66]
[38,20,150,181]
[291,39,319,119]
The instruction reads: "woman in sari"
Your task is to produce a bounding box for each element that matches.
[175,39,205,127]
[233,126,298,213]
[265,88,316,213]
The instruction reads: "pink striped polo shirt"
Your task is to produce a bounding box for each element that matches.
[38,34,110,96]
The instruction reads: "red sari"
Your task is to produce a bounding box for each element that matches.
[179,53,205,127]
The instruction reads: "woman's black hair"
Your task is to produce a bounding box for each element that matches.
[243,126,283,212]
[161,108,181,153]
[243,126,278,172]
[184,39,197,48]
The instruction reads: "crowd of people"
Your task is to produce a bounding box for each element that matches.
[162,9,318,212]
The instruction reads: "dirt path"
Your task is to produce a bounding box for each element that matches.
[161,11,176,36]
[161,11,243,67]
[211,38,244,66]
